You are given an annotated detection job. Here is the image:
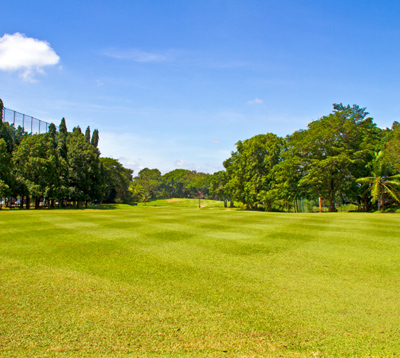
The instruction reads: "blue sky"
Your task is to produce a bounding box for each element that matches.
[1,0,400,174]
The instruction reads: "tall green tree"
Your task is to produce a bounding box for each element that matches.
[13,133,59,209]
[209,170,233,207]
[0,122,19,153]
[72,126,82,135]
[132,168,163,200]
[288,104,381,211]
[0,139,12,201]
[224,133,283,209]
[0,98,3,124]
[91,129,99,148]
[161,169,205,198]
[0,111,29,206]
[85,126,91,143]
[270,154,306,212]
[100,157,133,203]
[67,129,102,208]
[186,172,211,198]
[384,122,400,174]
[55,118,69,206]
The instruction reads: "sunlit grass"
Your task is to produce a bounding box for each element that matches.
[1,202,400,357]
[137,198,226,208]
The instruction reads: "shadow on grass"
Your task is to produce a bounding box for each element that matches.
[88,203,138,210]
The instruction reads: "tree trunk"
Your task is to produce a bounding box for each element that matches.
[363,197,369,212]
[20,196,24,209]
[356,198,362,211]
[328,198,337,212]
[224,200,227,208]
[26,196,30,210]
[35,197,39,209]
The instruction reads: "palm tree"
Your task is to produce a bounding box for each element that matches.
[357,152,400,211]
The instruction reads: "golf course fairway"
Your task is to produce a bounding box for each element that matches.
[1,201,399,357]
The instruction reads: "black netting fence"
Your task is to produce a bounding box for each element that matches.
[1,107,57,134]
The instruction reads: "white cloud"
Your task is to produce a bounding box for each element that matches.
[98,131,227,175]
[126,160,139,166]
[0,33,60,81]
[211,140,221,144]
[175,159,187,167]
[247,98,263,105]
[103,49,173,63]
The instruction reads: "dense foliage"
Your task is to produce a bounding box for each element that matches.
[1,101,399,211]
[0,114,134,208]
[0,100,213,208]
[100,157,134,203]
[129,168,212,204]
[219,104,400,212]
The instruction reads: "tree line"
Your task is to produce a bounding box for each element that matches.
[123,103,400,212]
[211,103,400,212]
[0,98,133,208]
[1,100,399,211]
[0,98,214,209]
[130,168,212,204]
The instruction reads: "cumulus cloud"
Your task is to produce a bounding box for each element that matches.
[0,32,60,81]
[247,98,263,105]
[211,140,221,144]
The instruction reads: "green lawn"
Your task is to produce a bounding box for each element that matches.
[1,201,400,357]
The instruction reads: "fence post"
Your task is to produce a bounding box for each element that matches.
[0,99,3,123]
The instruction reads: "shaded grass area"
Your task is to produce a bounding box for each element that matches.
[135,198,226,208]
[1,205,400,357]
[85,199,225,211]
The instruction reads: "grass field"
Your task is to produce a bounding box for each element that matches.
[1,200,400,357]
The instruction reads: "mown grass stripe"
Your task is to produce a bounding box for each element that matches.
[1,203,400,357]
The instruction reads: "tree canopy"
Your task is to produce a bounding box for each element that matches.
[1,99,399,212]
[0,110,132,208]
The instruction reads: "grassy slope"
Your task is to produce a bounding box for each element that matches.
[1,201,400,357]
